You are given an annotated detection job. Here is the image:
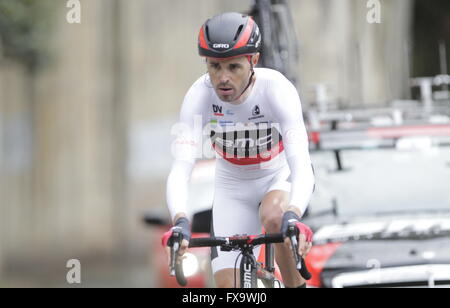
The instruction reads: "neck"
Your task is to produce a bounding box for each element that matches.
[230,74,256,105]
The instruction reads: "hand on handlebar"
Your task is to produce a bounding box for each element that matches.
[281,210,313,257]
[164,237,189,267]
[281,210,314,280]
[161,217,191,272]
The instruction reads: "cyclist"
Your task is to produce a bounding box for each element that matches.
[163,12,315,288]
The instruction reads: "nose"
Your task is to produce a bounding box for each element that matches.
[217,70,230,85]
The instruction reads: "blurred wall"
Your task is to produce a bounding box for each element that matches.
[0,0,415,276]
[292,0,413,106]
[1,0,118,272]
[124,0,415,118]
[0,0,255,274]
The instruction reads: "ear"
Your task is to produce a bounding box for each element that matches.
[252,53,260,66]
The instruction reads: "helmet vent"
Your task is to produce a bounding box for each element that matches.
[205,25,211,41]
[233,25,244,41]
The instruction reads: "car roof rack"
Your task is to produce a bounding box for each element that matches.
[305,72,450,151]
[308,122,450,151]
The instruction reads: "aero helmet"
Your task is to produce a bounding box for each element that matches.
[198,12,261,59]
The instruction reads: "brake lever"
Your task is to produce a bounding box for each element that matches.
[288,225,302,270]
[169,240,179,276]
[169,229,182,276]
[287,223,312,280]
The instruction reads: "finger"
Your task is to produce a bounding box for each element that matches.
[176,254,187,265]
[178,239,189,256]
[181,239,189,249]
[305,242,313,256]
[165,247,171,266]
[177,251,188,260]
[298,234,307,257]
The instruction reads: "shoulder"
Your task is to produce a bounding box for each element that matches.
[254,68,294,88]
[180,74,212,123]
[186,73,213,97]
[182,74,213,110]
[255,68,302,119]
[255,68,299,103]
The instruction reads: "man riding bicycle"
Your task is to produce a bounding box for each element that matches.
[163,12,315,288]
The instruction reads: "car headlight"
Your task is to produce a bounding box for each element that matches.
[182,253,200,277]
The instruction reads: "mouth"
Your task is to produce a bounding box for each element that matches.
[217,87,234,96]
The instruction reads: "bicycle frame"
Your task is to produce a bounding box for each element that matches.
[240,241,280,288]
[240,245,259,288]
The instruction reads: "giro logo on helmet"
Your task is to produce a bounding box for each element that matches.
[213,43,230,49]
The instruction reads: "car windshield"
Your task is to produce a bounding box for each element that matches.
[309,145,450,218]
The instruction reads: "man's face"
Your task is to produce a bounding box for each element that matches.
[206,55,256,102]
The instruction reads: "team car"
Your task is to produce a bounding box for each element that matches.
[303,100,450,288]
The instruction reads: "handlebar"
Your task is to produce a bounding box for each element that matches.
[168,223,311,286]
[188,237,227,248]
[189,233,285,248]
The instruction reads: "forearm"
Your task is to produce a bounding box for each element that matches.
[267,75,314,216]
[166,78,209,224]
[286,153,315,218]
[173,212,188,225]
[285,205,302,217]
[166,160,195,222]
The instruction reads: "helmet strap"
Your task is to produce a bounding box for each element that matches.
[235,56,255,101]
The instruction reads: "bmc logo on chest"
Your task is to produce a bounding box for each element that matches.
[213,104,223,114]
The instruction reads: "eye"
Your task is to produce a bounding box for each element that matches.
[210,63,220,70]
[229,64,239,70]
